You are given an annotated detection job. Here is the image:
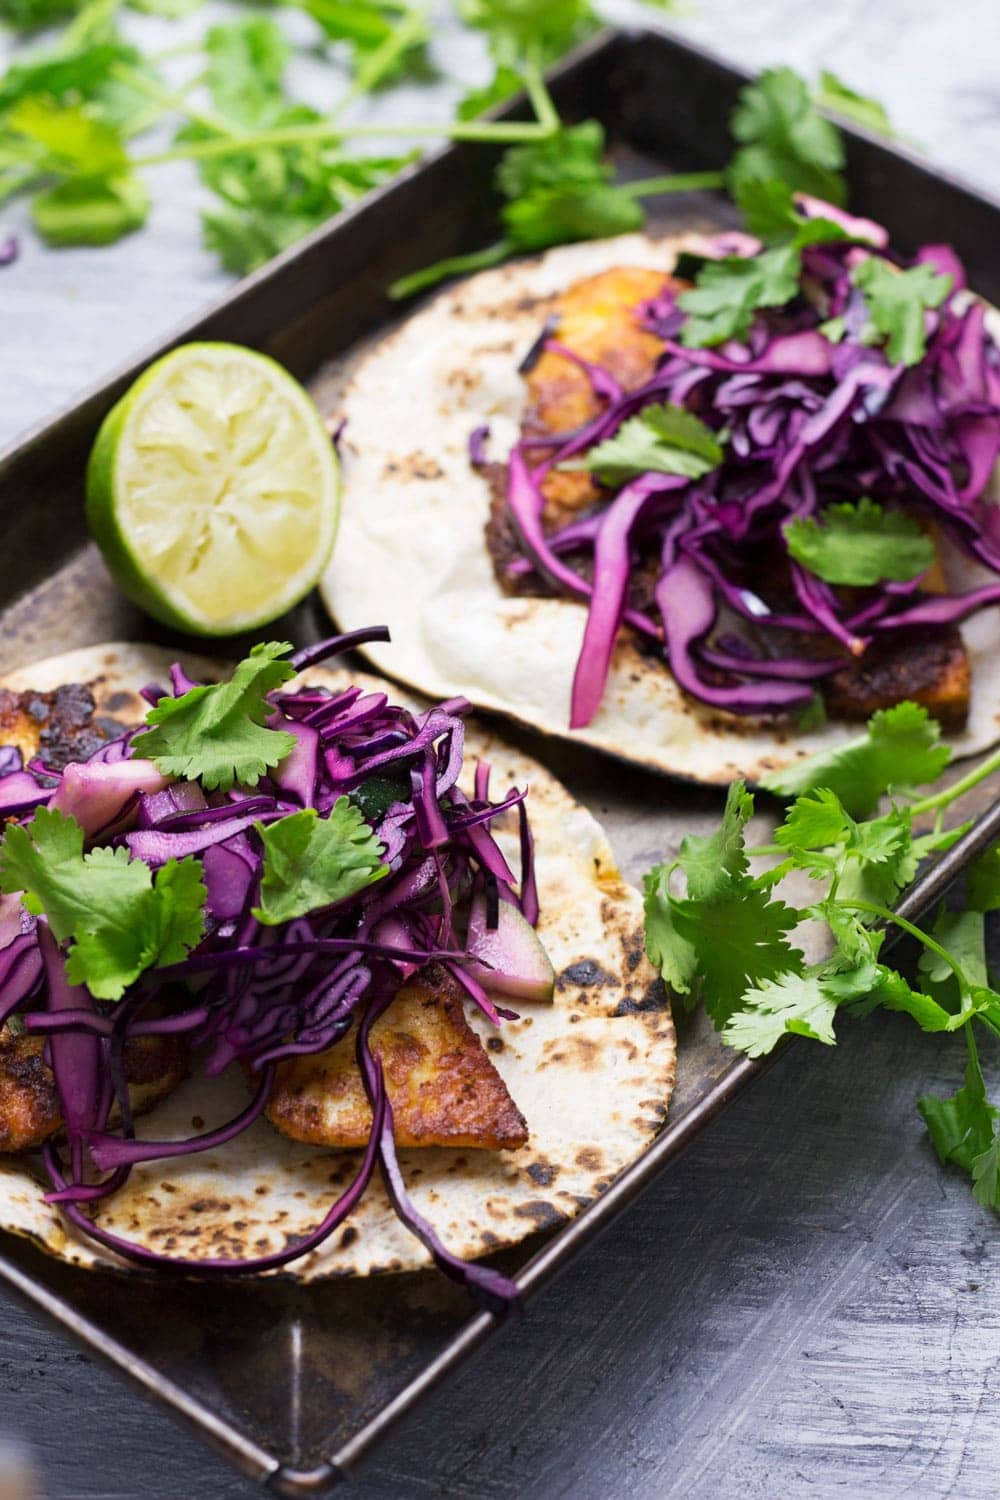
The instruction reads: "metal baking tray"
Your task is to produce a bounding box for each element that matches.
[2,25,999,1496]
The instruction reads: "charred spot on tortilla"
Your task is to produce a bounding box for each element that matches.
[265,966,529,1151]
[0,683,111,771]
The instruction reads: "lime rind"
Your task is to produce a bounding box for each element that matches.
[86,342,340,637]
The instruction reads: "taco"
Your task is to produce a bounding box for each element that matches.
[0,641,674,1288]
[320,219,1000,784]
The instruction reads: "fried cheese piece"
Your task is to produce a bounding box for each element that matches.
[524,265,678,522]
[266,969,529,1151]
[0,1028,188,1153]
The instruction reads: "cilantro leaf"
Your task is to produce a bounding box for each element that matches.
[5,96,128,177]
[135,642,297,793]
[760,701,951,817]
[813,70,894,139]
[919,1044,1000,1207]
[669,885,802,1027]
[967,846,1000,913]
[733,177,849,248]
[677,779,754,899]
[785,498,936,587]
[458,0,595,68]
[677,243,801,347]
[253,802,388,926]
[32,172,148,246]
[499,120,642,251]
[645,780,802,1024]
[0,808,205,1001]
[722,971,838,1056]
[303,0,431,84]
[203,18,289,129]
[728,65,847,204]
[578,403,724,487]
[852,256,953,366]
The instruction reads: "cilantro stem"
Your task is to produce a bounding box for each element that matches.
[388,238,511,300]
[132,117,556,169]
[839,899,972,992]
[521,47,561,134]
[111,64,236,138]
[621,170,727,198]
[337,5,429,109]
[909,744,1000,816]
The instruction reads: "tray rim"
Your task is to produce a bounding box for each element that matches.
[2,20,1000,1497]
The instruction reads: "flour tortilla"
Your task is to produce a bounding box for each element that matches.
[319,233,1000,784]
[0,643,675,1279]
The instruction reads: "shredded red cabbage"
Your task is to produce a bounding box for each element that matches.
[0,632,540,1303]
[491,206,1000,725]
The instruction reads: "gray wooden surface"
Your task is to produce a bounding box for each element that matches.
[2,3,1000,1497]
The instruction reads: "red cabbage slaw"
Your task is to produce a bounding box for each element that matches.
[0,630,540,1309]
[484,204,1000,727]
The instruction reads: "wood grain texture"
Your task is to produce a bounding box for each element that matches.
[2,3,1000,1497]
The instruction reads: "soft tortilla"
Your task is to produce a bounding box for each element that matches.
[319,233,1000,784]
[0,644,675,1279]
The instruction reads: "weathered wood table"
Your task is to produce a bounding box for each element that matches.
[2,2,1000,1495]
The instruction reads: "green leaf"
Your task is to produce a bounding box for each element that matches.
[677,779,754,899]
[728,65,847,204]
[677,243,801,347]
[852,256,953,366]
[760,701,951,817]
[252,802,388,926]
[0,0,76,31]
[967,846,1000,913]
[919,1043,1000,1205]
[813,70,894,139]
[773,786,852,857]
[578,402,724,487]
[733,177,849,248]
[722,970,838,1056]
[302,0,431,83]
[134,642,297,793]
[203,19,290,129]
[642,863,698,998]
[670,884,803,1027]
[785,498,936,587]
[872,967,955,1032]
[32,171,148,246]
[458,0,595,67]
[6,96,127,175]
[503,180,642,251]
[0,808,205,1001]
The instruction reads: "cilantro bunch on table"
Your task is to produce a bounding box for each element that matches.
[644,702,1000,1208]
[0,0,893,284]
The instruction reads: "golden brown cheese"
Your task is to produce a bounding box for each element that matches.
[0,1027,188,1154]
[524,266,680,522]
[266,968,528,1151]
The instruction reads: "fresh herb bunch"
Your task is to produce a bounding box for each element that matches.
[643,702,1000,1209]
[0,0,891,281]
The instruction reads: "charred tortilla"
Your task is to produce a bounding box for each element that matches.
[0,644,675,1279]
[319,234,1000,783]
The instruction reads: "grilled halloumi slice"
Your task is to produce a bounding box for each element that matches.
[266,968,528,1151]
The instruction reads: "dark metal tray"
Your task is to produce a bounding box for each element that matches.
[2,25,1000,1497]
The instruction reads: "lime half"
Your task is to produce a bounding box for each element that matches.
[86,342,340,636]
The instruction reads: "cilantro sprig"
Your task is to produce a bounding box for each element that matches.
[253,802,388,926]
[784,497,937,589]
[0,807,206,1000]
[643,701,1000,1210]
[572,402,725,487]
[134,641,297,793]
